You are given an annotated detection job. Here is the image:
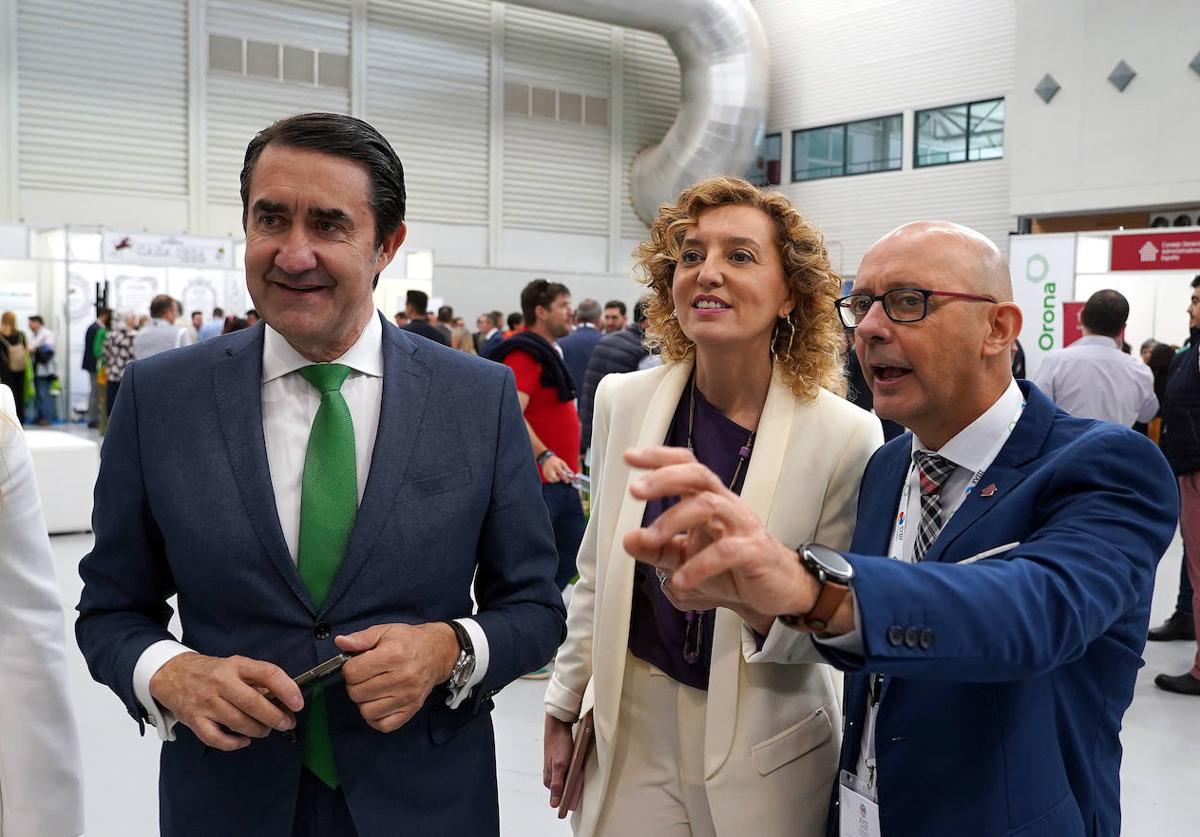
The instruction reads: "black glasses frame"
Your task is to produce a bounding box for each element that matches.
[835,287,998,328]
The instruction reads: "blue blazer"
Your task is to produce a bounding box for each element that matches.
[76,315,566,837]
[819,381,1177,837]
[558,325,602,392]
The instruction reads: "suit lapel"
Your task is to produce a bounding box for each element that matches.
[212,325,313,612]
[322,319,428,614]
[852,439,910,556]
[704,367,796,777]
[594,361,691,745]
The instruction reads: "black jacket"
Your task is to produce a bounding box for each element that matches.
[579,325,647,453]
[402,320,450,346]
[1160,330,1200,475]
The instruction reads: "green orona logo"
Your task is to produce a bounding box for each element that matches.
[1026,254,1057,351]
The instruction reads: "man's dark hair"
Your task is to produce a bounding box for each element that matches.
[406,289,429,316]
[240,112,406,251]
[478,311,498,330]
[521,279,569,326]
[507,312,523,331]
[212,307,225,318]
[149,295,175,319]
[1080,289,1129,338]
[28,314,43,325]
[604,299,627,317]
[1192,274,1200,290]
[190,310,203,318]
[490,310,503,329]
[245,308,258,318]
[97,307,113,321]
[437,305,453,324]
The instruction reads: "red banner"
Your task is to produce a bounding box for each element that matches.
[1061,302,1085,346]
[1111,230,1200,271]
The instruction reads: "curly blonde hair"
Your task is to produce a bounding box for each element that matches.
[634,176,846,399]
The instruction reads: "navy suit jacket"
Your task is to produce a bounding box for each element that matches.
[558,325,602,392]
[818,381,1177,837]
[76,315,566,837]
[479,331,505,359]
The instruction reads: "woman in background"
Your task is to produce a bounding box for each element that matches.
[451,325,479,355]
[0,385,85,835]
[0,311,28,425]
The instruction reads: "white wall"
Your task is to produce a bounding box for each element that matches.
[1009,0,1200,217]
[755,0,1017,274]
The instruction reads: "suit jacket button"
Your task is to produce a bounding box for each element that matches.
[919,628,934,649]
[904,627,919,648]
[314,623,331,640]
[887,625,904,646]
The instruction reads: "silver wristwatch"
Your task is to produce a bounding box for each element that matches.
[443,620,477,691]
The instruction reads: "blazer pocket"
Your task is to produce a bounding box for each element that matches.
[400,466,472,500]
[750,705,833,776]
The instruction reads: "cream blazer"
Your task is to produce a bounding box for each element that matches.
[0,387,84,836]
[546,361,883,837]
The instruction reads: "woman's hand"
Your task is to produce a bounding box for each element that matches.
[544,713,577,809]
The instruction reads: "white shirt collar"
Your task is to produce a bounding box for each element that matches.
[261,311,384,384]
[1071,335,1120,350]
[484,328,498,339]
[912,378,1024,474]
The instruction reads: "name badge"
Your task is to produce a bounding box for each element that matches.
[838,769,881,837]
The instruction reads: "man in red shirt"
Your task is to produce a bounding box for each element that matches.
[491,280,583,601]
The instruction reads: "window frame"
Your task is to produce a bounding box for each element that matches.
[748,131,783,187]
[790,113,903,183]
[913,97,1005,169]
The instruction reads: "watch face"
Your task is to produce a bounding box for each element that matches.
[806,544,854,584]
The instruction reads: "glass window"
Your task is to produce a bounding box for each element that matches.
[792,126,844,181]
[846,115,902,174]
[967,98,1004,161]
[747,133,782,186]
[916,98,1004,167]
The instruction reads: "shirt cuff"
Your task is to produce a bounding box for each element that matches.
[812,590,866,655]
[132,640,193,741]
[445,618,489,709]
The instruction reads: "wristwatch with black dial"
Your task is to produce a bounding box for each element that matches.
[442,620,477,692]
[779,543,854,632]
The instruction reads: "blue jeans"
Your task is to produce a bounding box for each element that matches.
[542,481,585,590]
[32,375,55,423]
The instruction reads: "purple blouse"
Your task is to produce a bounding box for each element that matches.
[627,381,754,691]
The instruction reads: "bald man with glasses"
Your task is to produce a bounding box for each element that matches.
[623,221,1177,837]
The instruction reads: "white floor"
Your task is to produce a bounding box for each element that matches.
[47,530,1198,836]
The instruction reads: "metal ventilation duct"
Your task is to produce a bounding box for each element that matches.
[502,0,769,225]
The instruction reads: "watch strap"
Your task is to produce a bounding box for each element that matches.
[443,619,474,656]
[536,449,556,466]
[780,548,851,631]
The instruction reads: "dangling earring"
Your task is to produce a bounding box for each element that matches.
[771,315,796,365]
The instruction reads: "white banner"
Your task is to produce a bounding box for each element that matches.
[102,232,235,269]
[1009,234,1077,378]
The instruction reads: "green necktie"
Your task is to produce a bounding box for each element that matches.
[296,363,356,789]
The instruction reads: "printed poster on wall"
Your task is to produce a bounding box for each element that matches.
[1111,230,1200,271]
[1009,234,1077,378]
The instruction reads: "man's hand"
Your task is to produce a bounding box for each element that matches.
[149,652,302,751]
[541,454,574,483]
[621,446,820,619]
[543,713,576,809]
[657,573,776,637]
[335,622,460,733]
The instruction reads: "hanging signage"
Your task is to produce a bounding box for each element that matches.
[102,231,235,269]
[1009,234,1077,378]
[1111,230,1200,271]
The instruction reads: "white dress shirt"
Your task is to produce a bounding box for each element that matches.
[0,386,85,836]
[133,313,488,740]
[817,378,1025,787]
[1032,334,1157,426]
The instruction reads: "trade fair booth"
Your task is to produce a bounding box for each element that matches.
[1010,226,1199,376]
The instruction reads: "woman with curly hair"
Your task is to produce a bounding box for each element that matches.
[542,176,883,836]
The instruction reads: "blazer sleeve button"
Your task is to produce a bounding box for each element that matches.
[919,628,934,649]
[887,625,904,646]
[903,627,919,648]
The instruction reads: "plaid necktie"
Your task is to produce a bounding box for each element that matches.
[912,451,956,562]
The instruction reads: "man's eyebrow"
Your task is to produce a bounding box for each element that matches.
[310,207,352,224]
[252,199,288,215]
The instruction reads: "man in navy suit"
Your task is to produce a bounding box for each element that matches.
[557,298,603,393]
[624,221,1177,837]
[76,113,565,837]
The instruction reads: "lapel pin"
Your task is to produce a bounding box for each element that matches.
[979,483,998,498]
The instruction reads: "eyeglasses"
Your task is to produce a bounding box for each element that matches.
[835,288,998,328]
